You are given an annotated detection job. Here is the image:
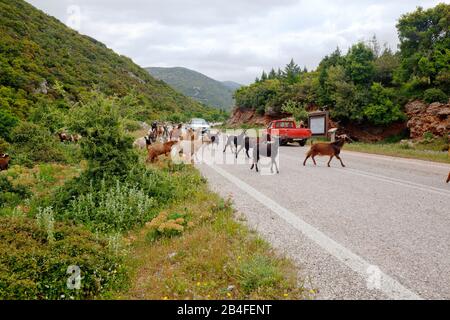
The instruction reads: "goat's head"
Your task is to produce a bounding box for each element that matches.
[0,153,10,159]
[337,134,353,143]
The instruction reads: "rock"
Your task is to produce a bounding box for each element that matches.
[405,100,450,139]
[226,285,235,291]
[33,79,48,94]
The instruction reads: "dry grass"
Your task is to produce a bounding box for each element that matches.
[2,162,84,198]
[117,177,311,300]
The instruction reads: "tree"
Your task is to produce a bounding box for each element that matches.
[69,94,137,183]
[268,68,277,79]
[344,42,375,86]
[281,100,308,122]
[283,59,301,84]
[373,47,400,86]
[396,3,450,91]
[261,70,268,81]
[363,83,405,126]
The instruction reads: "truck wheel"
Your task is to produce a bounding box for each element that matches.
[280,139,288,146]
[298,139,307,147]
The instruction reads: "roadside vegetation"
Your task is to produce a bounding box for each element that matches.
[0,93,307,300]
[234,4,449,130]
[344,135,450,164]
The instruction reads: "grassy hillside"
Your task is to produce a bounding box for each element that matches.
[0,0,216,123]
[146,66,237,110]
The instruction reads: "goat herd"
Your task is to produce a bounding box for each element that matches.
[132,123,356,175]
[1,123,449,184]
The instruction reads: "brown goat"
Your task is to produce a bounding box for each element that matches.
[0,153,10,171]
[447,172,450,183]
[303,135,352,167]
[146,140,178,163]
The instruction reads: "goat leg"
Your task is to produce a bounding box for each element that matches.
[336,155,345,167]
[273,160,279,174]
[303,155,310,166]
[327,155,334,167]
[312,156,317,166]
[236,145,243,158]
[250,163,254,170]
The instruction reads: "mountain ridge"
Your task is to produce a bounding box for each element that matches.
[146,66,241,110]
[0,0,213,122]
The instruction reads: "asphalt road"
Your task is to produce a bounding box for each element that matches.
[195,140,450,300]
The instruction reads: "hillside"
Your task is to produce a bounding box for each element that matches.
[0,0,213,122]
[146,66,238,110]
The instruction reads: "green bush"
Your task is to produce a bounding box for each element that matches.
[9,122,67,166]
[0,175,31,210]
[0,108,19,141]
[0,137,9,153]
[0,216,126,299]
[61,179,156,234]
[423,88,448,104]
[363,83,406,126]
[68,94,137,183]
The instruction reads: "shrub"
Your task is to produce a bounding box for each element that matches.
[0,137,10,153]
[0,109,19,141]
[237,254,284,295]
[10,122,67,166]
[364,83,406,126]
[145,211,191,242]
[423,88,448,104]
[0,175,31,210]
[68,94,137,183]
[61,179,156,234]
[0,216,126,299]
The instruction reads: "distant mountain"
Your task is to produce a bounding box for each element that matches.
[0,0,209,122]
[146,67,240,110]
[221,81,242,91]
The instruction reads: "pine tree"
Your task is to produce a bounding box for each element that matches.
[283,58,301,84]
[268,68,277,79]
[261,70,268,81]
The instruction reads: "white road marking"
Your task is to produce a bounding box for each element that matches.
[341,167,450,197]
[283,153,450,196]
[205,162,423,300]
[344,150,450,170]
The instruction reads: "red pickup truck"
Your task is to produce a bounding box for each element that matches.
[264,120,312,146]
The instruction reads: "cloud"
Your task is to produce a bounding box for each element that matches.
[27,0,444,84]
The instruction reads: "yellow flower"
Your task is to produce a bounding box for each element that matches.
[226,292,231,297]
[196,282,201,286]
[163,296,169,300]
[283,293,289,297]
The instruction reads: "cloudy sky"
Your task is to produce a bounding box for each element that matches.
[27,0,445,84]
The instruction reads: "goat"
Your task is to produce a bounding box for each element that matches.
[71,134,81,143]
[170,124,183,141]
[243,133,270,158]
[204,131,220,148]
[250,137,280,174]
[223,130,247,158]
[447,172,450,183]
[146,140,178,163]
[303,134,352,167]
[133,136,152,150]
[0,153,10,171]
[58,132,70,142]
